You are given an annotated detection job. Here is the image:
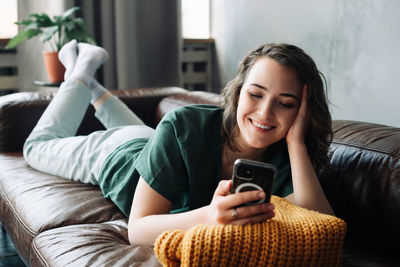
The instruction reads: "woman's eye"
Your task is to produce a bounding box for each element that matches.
[249,92,262,99]
[279,102,295,108]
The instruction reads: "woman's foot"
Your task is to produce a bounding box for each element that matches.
[61,42,109,104]
[58,39,78,80]
[70,42,109,79]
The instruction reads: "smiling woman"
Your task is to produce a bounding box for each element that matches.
[235,57,302,153]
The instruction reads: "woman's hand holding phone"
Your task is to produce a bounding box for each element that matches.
[204,180,275,225]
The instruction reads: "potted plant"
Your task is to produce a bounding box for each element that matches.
[6,6,95,83]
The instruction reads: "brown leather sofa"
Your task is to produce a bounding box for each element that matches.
[0,87,399,266]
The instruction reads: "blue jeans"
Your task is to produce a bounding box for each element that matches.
[23,80,154,185]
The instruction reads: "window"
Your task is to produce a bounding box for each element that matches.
[0,0,18,39]
[0,0,18,95]
[181,0,210,39]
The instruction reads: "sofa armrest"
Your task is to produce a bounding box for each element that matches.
[155,90,220,125]
[0,87,187,153]
[319,120,400,255]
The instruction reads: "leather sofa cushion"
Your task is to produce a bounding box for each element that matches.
[0,153,125,263]
[30,219,160,267]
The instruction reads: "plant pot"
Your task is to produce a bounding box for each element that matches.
[43,51,65,83]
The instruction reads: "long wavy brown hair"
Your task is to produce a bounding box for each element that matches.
[220,43,332,171]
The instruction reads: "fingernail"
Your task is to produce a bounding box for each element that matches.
[266,203,274,210]
[259,191,266,198]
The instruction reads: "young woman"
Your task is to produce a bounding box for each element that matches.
[23,41,333,246]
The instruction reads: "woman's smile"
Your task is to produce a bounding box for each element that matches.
[235,56,302,151]
[250,118,276,131]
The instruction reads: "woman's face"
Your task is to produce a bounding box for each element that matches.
[235,56,302,151]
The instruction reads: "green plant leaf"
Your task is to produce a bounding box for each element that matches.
[6,6,94,51]
[64,30,82,42]
[72,17,85,30]
[54,15,63,25]
[64,29,96,45]
[28,13,41,19]
[5,29,42,49]
[41,26,58,42]
[29,13,54,27]
[60,7,80,20]
[64,20,75,31]
[24,22,40,31]
[16,19,33,26]
[5,32,30,49]
[86,36,96,45]
[26,29,42,38]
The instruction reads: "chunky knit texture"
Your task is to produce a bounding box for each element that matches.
[154,196,346,267]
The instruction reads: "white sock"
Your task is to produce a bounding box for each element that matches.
[58,39,78,80]
[90,79,108,104]
[69,43,109,87]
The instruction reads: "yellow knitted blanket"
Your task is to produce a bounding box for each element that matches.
[154,196,346,267]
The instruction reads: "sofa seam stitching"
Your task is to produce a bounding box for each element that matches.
[331,140,399,158]
[0,184,39,237]
[30,238,49,267]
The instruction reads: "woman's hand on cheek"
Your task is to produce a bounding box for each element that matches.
[204,180,275,225]
[286,85,310,146]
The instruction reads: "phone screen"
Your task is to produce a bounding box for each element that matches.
[230,158,275,205]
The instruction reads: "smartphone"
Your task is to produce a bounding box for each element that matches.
[230,158,275,205]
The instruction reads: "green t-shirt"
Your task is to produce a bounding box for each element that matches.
[98,105,293,217]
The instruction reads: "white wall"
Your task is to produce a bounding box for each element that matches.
[211,0,400,127]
